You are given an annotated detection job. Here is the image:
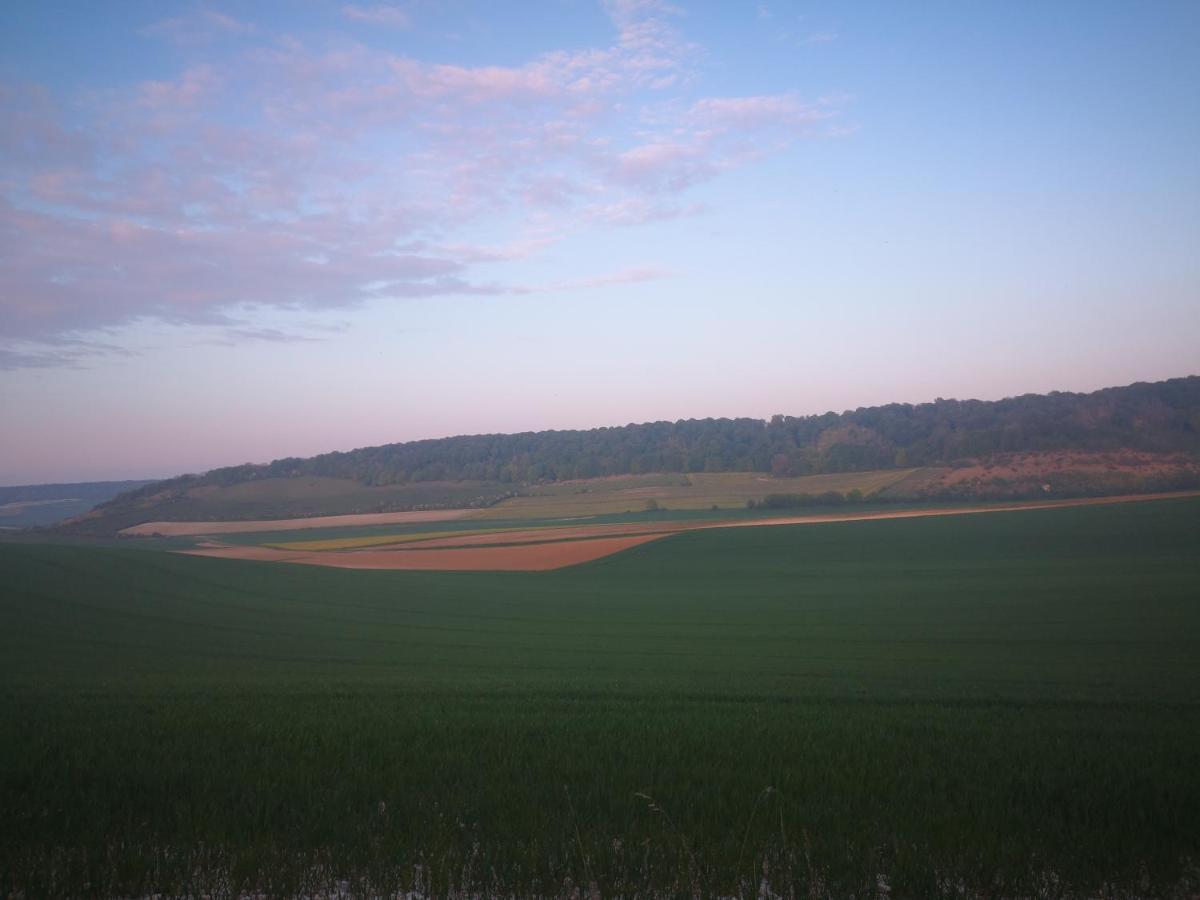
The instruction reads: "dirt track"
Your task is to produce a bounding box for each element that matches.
[176,490,1200,571]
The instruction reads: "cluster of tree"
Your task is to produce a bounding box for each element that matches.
[927,467,1200,502]
[98,377,1200,513]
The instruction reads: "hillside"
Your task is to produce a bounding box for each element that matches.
[65,376,1200,533]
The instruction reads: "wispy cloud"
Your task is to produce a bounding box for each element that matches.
[195,325,330,347]
[341,5,411,28]
[137,65,221,109]
[1,2,843,368]
[0,347,77,370]
[588,197,707,226]
[222,327,324,343]
[0,337,138,370]
[140,9,256,45]
[537,265,672,292]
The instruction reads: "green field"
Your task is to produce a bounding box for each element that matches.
[2,498,1199,897]
[476,470,921,519]
[68,476,518,533]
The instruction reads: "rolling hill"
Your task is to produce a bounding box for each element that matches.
[62,376,1200,533]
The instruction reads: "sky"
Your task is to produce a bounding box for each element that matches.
[1,1,1198,484]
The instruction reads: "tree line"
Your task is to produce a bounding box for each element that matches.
[107,376,1200,505]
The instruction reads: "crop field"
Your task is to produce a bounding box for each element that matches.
[122,508,473,537]
[176,492,1200,572]
[2,497,1199,897]
[110,470,920,536]
[77,477,516,534]
[266,526,539,551]
[474,470,921,519]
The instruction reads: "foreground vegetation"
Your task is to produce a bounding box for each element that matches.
[3,498,1199,897]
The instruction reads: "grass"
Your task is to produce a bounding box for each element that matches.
[189,476,511,514]
[113,500,927,550]
[264,527,496,551]
[72,476,516,533]
[2,497,1198,897]
[474,469,919,519]
[526,473,694,494]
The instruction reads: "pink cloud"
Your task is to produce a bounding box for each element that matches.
[614,141,714,191]
[541,265,672,292]
[1,2,841,363]
[342,5,411,28]
[0,198,473,340]
[392,59,558,102]
[140,9,256,45]
[0,85,93,169]
[587,197,706,226]
[137,65,221,109]
[690,94,827,130]
[428,237,563,263]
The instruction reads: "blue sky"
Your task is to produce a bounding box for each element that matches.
[1,1,1197,483]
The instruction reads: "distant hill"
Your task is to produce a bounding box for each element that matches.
[0,480,155,529]
[65,376,1200,533]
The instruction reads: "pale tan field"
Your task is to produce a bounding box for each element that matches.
[122,508,472,537]
[473,469,919,519]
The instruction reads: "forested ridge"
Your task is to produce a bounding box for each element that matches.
[103,377,1199,504]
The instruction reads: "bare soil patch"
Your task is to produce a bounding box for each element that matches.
[122,509,472,537]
